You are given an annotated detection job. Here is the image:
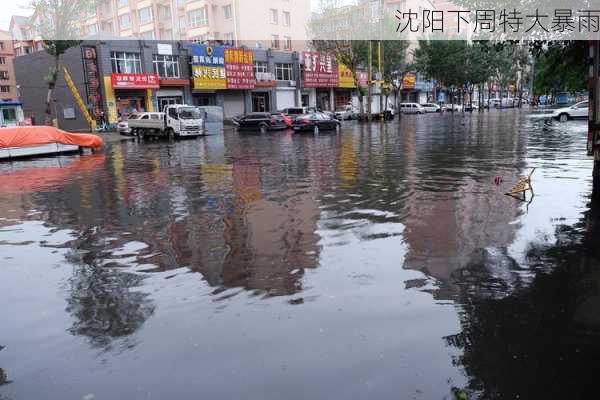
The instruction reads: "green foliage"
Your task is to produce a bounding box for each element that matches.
[533,42,587,94]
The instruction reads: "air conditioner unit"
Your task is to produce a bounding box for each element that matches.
[256,72,275,81]
[288,80,296,87]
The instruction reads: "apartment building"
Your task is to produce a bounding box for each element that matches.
[9,14,44,56]
[79,0,310,51]
[0,30,23,126]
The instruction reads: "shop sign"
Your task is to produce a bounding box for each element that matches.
[415,80,434,91]
[82,46,103,118]
[357,71,369,87]
[111,73,160,89]
[157,43,173,55]
[302,51,339,88]
[402,73,416,90]
[338,64,355,89]
[225,48,255,89]
[191,44,227,90]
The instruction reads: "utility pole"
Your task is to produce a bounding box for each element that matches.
[367,40,372,121]
[378,40,384,121]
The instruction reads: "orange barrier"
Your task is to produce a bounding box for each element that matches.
[0,126,104,150]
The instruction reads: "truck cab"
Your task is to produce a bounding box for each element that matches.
[164,105,205,138]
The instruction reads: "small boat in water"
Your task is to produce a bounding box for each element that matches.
[0,126,103,160]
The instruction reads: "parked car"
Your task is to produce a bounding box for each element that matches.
[551,100,589,122]
[117,114,137,136]
[292,112,341,132]
[443,103,463,112]
[234,112,289,131]
[464,103,479,112]
[420,103,441,113]
[335,105,358,120]
[399,103,425,114]
[272,112,293,127]
[281,107,308,119]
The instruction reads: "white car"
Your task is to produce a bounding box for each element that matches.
[400,103,425,114]
[334,105,358,120]
[552,101,589,122]
[443,103,463,112]
[420,103,441,113]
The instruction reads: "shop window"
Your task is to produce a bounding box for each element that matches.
[2,108,17,122]
[275,63,293,81]
[153,55,180,78]
[111,51,142,73]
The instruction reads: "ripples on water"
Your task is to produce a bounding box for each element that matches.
[1,110,598,399]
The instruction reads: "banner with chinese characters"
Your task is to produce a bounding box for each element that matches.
[225,48,255,90]
[82,46,102,118]
[111,73,160,89]
[191,44,227,90]
[402,73,417,90]
[338,64,355,89]
[302,52,339,88]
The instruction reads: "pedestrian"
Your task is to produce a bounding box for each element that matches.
[98,111,107,131]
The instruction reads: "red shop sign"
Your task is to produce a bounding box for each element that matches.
[225,48,256,90]
[302,51,339,88]
[111,73,160,89]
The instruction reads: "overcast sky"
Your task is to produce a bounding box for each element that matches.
[0,0,32,31]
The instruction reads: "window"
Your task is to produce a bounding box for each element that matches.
[223,4,232,19]
[2,108,16,122]
[271,34,279,49]
[160,5,171,19]
[138,6,153,25]
[0,86,10,93]
[153,55,180,78]
[0,43,4,50]
[188,7,208,27]
[0,57,5,65]
[87,24,98,35]
[111,51,142,73]
[283,36,291,50]
[0,71,9,80]
[283,11,290,26]
[178,16,186,31]
[140,30,155,40]
[118,0,128,7]
[254,61,268,75]
[119,13,131,30]
[224,32,234,46]
[275,63,293,81]
[270,9,278,24]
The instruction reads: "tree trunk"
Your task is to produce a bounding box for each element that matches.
[45,55,60,126]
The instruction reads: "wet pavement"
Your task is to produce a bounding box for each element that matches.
[1,110,599,399]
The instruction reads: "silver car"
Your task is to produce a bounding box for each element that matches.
[420,103,441,113]
[400,103,425,114]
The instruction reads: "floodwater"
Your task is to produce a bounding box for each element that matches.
[1,110,599,399]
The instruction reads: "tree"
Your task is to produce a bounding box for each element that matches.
[533,41,587,96]
[29,0,97,125]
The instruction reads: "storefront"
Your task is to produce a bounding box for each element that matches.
[301,51,339,111]
[106,73,160,119]
[157,79,189,111]
[0,101,24,126]
[251,91,270,112]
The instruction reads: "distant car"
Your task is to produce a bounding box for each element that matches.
[117,114,136,136]
[420,103,441,113]
[551,100,589,122]
[335,105,358,120]
[292,112,341,132]
[235,112,289,131]
[443,103,463,112]
[464,103,479,112]
[399,103,425,114]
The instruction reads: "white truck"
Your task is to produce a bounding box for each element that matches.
[128,104,205,138]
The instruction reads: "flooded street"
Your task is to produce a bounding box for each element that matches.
[1,110,600,399]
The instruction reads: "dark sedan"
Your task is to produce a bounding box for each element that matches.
[233,112,289,131]
[292,112,341,132]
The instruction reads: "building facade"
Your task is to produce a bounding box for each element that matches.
[0,29,23,126]
[79,0,309,51]
[15,39,368,131]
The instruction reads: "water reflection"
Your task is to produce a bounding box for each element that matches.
[0,111,597,399]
